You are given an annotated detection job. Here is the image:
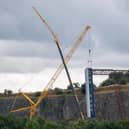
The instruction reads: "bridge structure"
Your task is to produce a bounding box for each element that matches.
[85,67,129,119]
[93,68,129,75]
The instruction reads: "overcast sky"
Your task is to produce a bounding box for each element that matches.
[0,0,129,92]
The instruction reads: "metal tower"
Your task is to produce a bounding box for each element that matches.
[85,46,95,118]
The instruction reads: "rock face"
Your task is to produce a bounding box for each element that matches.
[1,84,129,121]
[95,84,129,121]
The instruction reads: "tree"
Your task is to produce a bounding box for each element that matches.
[109,72,123,83]
[100,79,114,87]
[24,119,40,129]
[81,83,86,94]
[54,88,63,95]
[100,72,129,87]
[81,83,96,95]
[35,92,41,97]
[4,89,13,96]
[67,82,80,90]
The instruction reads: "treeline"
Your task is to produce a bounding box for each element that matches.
[100,72,129,87]
[0,82,87,98]
[0,115,129,129]
[33,82,87,97]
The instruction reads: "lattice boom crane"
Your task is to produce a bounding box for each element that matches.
[10,6,90,119]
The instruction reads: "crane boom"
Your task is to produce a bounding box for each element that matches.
[32,7,58,43]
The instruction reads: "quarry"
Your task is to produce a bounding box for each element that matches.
[0,84,129,121]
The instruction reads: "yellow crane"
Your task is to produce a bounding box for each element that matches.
[10,7,90,120]
[32,7,90,120]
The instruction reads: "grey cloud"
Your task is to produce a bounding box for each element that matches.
[113,0,129,12]
[0,39,89,73]
[93,18,129,54]
[0,57,60,73]
[0,40,59,58]
[0,0,51,41]
[0,0,113,43]
[0,0,129,73]
[93,51,129,68]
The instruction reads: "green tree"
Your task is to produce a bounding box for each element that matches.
[0,115,6,128]
[24,119,40,129]
[81,83,96,95]
[44,121,61,129]
[100,79,114,87]
[35,117,45,129]
[35,92,41,97]
[100,72,129,86]
[67,82,80,90]
[54,88,63,95]
[81,83,86,94]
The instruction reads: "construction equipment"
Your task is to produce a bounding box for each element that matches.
[33,6,85,120]
[11,7,90,119]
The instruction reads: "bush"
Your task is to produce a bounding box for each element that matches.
[100,79,114,87]
[54,88,63,95]
[81,83,96,94]
[1,114,129,129]
[81,83,86,94]
[24,119,40,129]
[35,92,41,97]
[67,83,80,90]
[0,114,26,129]
[100,72,129,86]
[119,119,129,129]
[35,116,45,129]
[44,121,61,129]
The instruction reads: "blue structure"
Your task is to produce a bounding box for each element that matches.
[85,68,95,118]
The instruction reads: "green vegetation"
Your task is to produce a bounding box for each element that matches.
[81,83,96,95]
[0,82,84,97]
[81,83,86,94]
[100,72,129,87]
[67,82,80,90]
[1,115,129,129]
[54,88,64,95]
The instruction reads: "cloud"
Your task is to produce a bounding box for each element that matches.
[0,68,85,92]
[0,40,59,58]
[113,0,129,12]
[0,39,89,73]
[1,0,128,54]
[93,51,129,68]
[0,57,53,73]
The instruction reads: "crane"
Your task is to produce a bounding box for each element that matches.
[32,6,89,120]
[10,7,90,119]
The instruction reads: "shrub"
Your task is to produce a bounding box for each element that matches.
[1,114,129,129]
[35,116,45,129]
[44,121,61,129]
[24,119,40,129]
[100,72,129,86]
[35,92,41,97]
[119,119,129,129]
[54,88,63,95]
